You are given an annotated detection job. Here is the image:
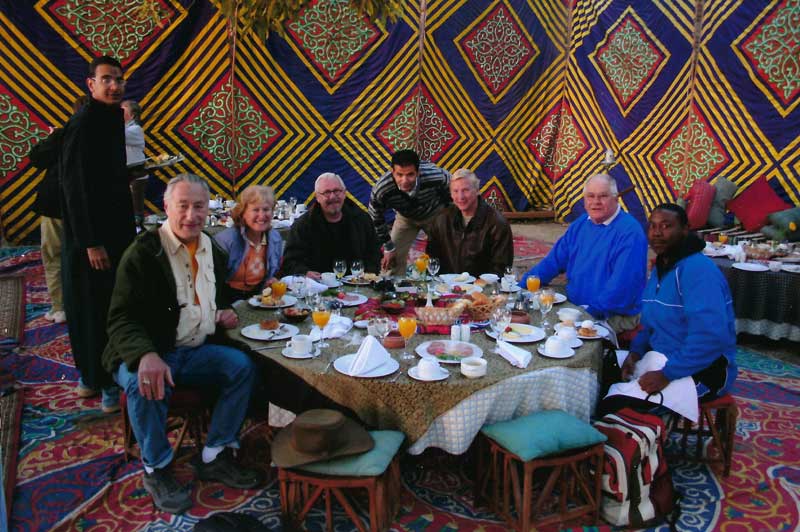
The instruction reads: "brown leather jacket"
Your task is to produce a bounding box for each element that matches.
[426,197,513,276]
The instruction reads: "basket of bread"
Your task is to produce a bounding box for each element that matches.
[464,292,507,321]
[415,299,468,327]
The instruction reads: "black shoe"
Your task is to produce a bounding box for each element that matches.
[142,467,192,514]
[193,448,262,489]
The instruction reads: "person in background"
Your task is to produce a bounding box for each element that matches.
[103,174,260,514]
[368,149,451,275]
[59,56,136,411]
[121,100,149,229]
[519,173,647,334]
[282,172,380,278]
[214,185,283,300]
[426,168,513,276]
[29,95,88,324]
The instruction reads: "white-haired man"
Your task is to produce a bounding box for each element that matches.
[103,174,260,514]
[282,172,381,277]
[519,173,647,333]
[426,169,513,276]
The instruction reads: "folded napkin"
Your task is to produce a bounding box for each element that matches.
[606,351,699,422]
[281,275,328,296]
[347,335,391,376]
[309,315,353,341]
[494,339,532,368]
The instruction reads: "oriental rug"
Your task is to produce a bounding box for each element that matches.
[2,247,799,532]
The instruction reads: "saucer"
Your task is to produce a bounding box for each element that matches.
[537,345,575,359]
[408,366,449,382]
[281,346,318,359]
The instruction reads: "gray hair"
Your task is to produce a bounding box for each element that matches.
[121,100,142,123]
[583,173,618,196]
[451,168,480,190]
[163,173,210,203]
[314,172,346,192]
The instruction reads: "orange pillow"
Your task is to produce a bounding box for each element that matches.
[727,177,791,232]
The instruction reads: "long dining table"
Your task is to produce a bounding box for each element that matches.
[229,285,604,455]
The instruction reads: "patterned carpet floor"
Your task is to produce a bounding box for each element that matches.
[0,246,798,531]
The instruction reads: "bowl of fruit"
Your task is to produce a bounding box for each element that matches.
[282,306,311,323]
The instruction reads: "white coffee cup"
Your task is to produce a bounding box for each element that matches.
[287,334,313,355]
[460,357,487,378]
[557,307,581,326]
[321,272,337,286]
[768,260,782,272]
[544,336,569,357]
[480,273,499,284]
[556,327,577,344]
[417,358,441,380]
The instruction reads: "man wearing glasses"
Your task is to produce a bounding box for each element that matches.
[59,56,136,412]
[282,172,381,278]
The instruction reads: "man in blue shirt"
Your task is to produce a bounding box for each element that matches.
[519,173,647,333]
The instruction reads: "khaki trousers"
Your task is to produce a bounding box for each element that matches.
[389,209,443,275]
[606,313,640,335]
[40,216,63,312]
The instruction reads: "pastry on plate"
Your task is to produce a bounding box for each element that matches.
[578,320,597,337]
[259,319,279,330]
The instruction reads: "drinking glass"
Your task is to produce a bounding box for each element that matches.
[537,289,555,333]
[414,254,429,280]
[526,275,541,293]
[397,316,417,361]
[312,301,331,349]
[291,276,307,304]
[718,233,729,245]
[333,259,347,282]
[368,316,390,344]
[491,307,512,343]
[271,280,287,300]
[427,257,440,281]
[351,259,364,293]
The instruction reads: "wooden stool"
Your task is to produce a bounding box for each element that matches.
[120,387,211,463]
[278,430,404,532]
[475,411,606,532]
[676,393,737,476]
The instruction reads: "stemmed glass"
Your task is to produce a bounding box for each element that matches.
[397,316,417,362]
[312,299,331,350]
[350,259,364,293]
[367,316,391,345]
[491,307,512,344]
[525,275,541,294]
[426,257,440,290]
[291,276,307,306]
[333,259,347,284]
[537,289,555,334]
[502,266,516,292]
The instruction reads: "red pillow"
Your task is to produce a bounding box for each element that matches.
[685,180,715,229]
[727,176,792,232]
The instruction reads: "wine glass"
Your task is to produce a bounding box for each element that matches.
[350,259,364,294]
[427,257,440,282]
[333,259,347,283]
[397,316,417,361]
[537,289,555,334]
[291,276,307,305]
[312,300,331,349]
[414,254,429,281]
[491,307,512,343]
[368,316,390,345]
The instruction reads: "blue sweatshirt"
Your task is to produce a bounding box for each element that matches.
[214,226,283,290]
[631,252,737,393]
[520,211,647,319]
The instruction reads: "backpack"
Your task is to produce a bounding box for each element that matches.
[593,408,679,528]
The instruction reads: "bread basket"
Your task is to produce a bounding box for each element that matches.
[414,300,467,327]
[466,295,507,321]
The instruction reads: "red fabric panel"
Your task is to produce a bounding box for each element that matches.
[727,177,792,232]
[685,180,715,229]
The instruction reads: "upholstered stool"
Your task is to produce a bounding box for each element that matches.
[278,430,405,532]
[475,411,606,532]
[120,387,212,463]
[676,393,737,476]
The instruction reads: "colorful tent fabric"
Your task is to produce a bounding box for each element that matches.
[1,1,798,243]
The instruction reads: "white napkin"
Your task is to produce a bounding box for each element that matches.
[309,315,353,341]
[494,339,532,368]
[606,351,699,421]
[272,219,292,229]
[347,335,391,376]
[281,275,328,295]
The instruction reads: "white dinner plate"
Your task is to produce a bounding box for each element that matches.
[435,283,482,295]
[416,340,483,364]
[576,324,610,340]
[562,337,583,349]
[333,355,400,378]
[732,262,769,272]
[525,292,567,304]
[281,346,319,359]
[247,295,298,309]
[354,320,369,329]
[537,345,575,359]
[485,323,546,343]
[781,264,800,273]
[336,293,368,307]
[342,275,374,286]
[240,323,299,341]
[439,273,476,284]
[408,366,450,382]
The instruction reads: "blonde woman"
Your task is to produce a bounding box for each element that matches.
[214,185,283,299]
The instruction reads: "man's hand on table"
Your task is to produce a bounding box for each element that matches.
[216,309,239,329]
[638,370,669,394]
[138,352,174,400]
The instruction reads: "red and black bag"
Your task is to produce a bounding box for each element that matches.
[594,407,679,528]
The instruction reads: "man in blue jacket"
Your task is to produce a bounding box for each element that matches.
[519,173,647,333]
[622,203,737,400]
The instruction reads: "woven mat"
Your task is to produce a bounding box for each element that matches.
[0,386,23,519]
[0,275,25,345]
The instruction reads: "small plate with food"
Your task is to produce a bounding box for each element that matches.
[575,321,610,340]
[248,294,298,309]
[343,273,379,286]
[144,153,184,169]
[282,306,311,323]
[439,273,476,284]
[416,340,483,364]
[485,323,545,343]
[240,322,299,341]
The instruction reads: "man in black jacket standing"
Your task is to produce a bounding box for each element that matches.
[59,56,135,411]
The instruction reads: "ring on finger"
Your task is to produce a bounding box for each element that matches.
[142,379,151,384]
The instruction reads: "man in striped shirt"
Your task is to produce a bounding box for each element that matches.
[368,149,452,274]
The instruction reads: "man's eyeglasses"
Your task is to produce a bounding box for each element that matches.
[585,193,613,201]
[92,75,127,87]
[317,188,345,199]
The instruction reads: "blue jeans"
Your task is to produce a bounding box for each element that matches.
[114,344,255,469]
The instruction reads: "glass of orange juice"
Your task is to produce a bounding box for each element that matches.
[414,254,429,279]
[526,275,541,293]
[271,280,287,300]
[312,301,331,349]
[397,315,417,361]
[718,233,729,245]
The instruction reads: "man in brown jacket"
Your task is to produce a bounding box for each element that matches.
[426,169,514,276]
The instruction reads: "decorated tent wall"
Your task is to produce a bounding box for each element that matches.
[1,0,798,244]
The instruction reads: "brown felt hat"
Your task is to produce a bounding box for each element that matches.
[271,409,374,468]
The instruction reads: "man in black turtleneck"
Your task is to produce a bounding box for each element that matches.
[59,55,135,412]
